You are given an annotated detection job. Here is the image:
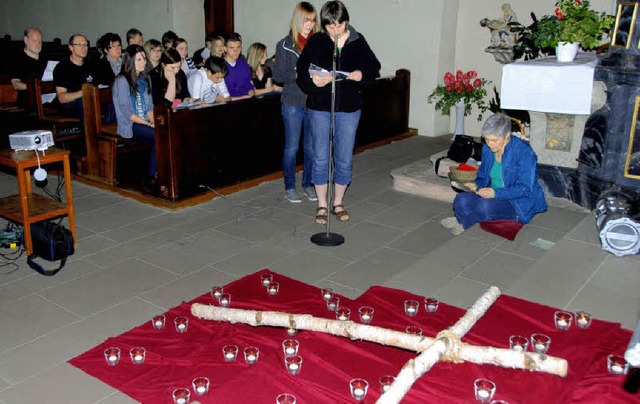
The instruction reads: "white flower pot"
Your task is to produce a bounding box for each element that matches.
[556,42,580,62]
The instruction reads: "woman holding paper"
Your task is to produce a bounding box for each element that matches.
[297,0,380,224]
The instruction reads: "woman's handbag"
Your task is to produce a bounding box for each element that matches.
[434,135,483,178]
[26,220,75,276]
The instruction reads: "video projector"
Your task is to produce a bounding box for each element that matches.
[9,130,55,151]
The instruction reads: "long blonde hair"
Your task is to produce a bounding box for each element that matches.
[246,42,266,78]
[290,2,319,50]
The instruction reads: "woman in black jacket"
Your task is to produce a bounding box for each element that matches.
[297,0,381,224]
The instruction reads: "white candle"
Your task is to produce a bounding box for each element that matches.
[578,317,589,327]
[328,303,336,310]
[338,315,347,321]
[354,388,365,397]
[513,345,523,352]
[214,291,222,299]
[427,304,437,312]
[176,398,186,404]
[323,292,332,300]
[361,314,371,321]
[382,385,390,392]
[225,352,235,359]
[196,386,206,394]
[134,354,143,362]
[108,355,117,363]
[535,343,546,352]
[178,324,186,331]
[247,354,256,362]
[285,347,295,355]
[269,288,277,295]
[221,299,229,306]
[262,279,270,286]
[287,328,296,336]
[611,364,623,373]
[154,320,163,328]
[478,390,489,399]
[557,319,568,327]
[406,307,416,314]
[288,363,299,371]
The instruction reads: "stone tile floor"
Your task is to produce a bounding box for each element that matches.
[0,135,638,403]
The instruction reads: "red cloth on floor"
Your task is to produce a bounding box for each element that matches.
[69,269,636,403]
[480,220,525,240]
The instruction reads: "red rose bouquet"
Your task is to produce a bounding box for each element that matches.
[428,69,490,122]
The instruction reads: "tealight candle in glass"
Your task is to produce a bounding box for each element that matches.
[211,285,223,301]
[326,296,340,312]
[425,297,439,313]
[350,378,369,401]
[152,315,165,330]
[321,288,334,301]
[531,333,551,354]
[276,393,297,404]
[359,306,374,324]
[285,355,303,375]
[172,388,190,404]
[509,335,529,352]
[268,281,280,296]
[244,346,260,365]
[104,347,120,366]
[575,311,592,329]
[336,307,351,321]
[287,327,297,337]
[129,347,146,365]
[406,325,422,336]
[192,377,210,396]
[174,316,189,334]
[474,378,496,402]
[554,311,572,330]
[404,300,419,317]
[219,293,231,307]
[607,354,629,375]
[261,273,273,287]
[379,375,395,393]
[282,339,299,357]
[223,345,238,362]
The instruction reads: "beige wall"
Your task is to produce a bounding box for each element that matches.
[0,0,204,56]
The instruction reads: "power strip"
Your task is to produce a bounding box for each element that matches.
[0,228,22,248]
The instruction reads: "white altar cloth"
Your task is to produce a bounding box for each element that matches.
[500,54,596,115]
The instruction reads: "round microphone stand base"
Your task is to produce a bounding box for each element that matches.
[310,232,344,246]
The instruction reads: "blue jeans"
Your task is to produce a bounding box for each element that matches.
[307,109,361,185]
[132,123,156,177]
[282,103,313,190]
[453,192,518,229]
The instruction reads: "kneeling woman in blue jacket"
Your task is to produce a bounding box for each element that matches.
[441,113,548,235]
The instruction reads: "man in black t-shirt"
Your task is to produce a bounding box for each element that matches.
[53,34,96,120]
[10,27,47,107]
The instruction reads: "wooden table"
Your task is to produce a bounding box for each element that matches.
[0,147,76,255]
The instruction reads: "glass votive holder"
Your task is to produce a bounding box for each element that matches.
[359,306,374,324]
[490,400,510,404]
[129,347,146,365]
[425,297,439,313]
[104,347,120,366]
[554,311,573,330]
[268,282,280,296]
[223,344,238,362]
[172,387,190,404]
[287,327,297,337]
[244,346,260,365]
[282,339,299,357]
[174,316,189,333]
[406,325,423,336]
[192,377,210,396]
[350,378,369,401]
[379,375,395,393]
[321,288,334,301]
[327,296,340,312]
[276,393,297,404]
[285,355,303,375]
[575,311,592,329]
[261,273,273,287]
[474,378,496,403]
[404,300,419,317]
[607,354,629,375]
[211,285,223,301]
[336,307,351,321]
[152,315,166,330]
[219,293,231,307]
[509,335,529,352]
[531,334,551,354]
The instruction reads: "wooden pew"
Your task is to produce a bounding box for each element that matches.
[80,83,149,185]
[153,69,412,201]
[25,77,82,142]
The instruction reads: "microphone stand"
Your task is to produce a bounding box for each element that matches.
[311,34,345,247]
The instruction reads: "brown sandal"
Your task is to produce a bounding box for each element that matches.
[331,204,350,222]
[315,207,328,225]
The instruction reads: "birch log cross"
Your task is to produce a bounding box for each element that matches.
[191,286,568,403]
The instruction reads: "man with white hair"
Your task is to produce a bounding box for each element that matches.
[10,27,47,106]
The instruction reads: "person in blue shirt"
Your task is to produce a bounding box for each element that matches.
[441,113,548,235]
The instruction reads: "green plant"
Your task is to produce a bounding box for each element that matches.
[531,0,614,49]
[427,70,491,122]
[510,13,555,60]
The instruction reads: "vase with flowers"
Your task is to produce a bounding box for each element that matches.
[531,0,614,62]
[428,70,490,135]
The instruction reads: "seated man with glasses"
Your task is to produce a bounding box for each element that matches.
[53,34,98,120]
